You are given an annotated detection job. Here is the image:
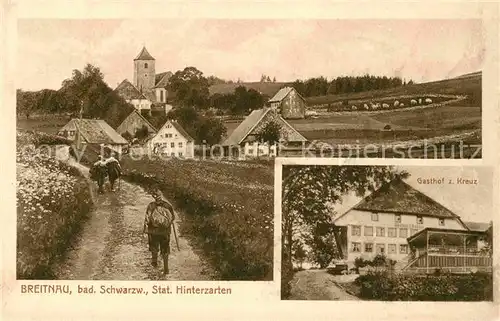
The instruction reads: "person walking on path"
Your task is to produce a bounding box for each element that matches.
[90,155,107,194]
[143,189,176,275]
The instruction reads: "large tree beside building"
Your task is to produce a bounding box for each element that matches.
[167,67,210,109]
[280,165,408,298]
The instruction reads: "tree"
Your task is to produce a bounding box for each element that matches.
[281,165,409,298]
[167,67,210,109]
[167,106,227,144]
[291,239,308,269]
[256,121,281,145]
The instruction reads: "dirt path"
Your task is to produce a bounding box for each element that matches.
[54,162,216,281]
[289,270,359,301]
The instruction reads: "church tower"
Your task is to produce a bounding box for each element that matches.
[133,46,156,92]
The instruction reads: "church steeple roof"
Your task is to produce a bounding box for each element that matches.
[134,46,155,61]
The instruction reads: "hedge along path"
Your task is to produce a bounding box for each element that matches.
[54,159,216,281]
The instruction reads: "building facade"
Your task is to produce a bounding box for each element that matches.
[116,110,157,140]
[268,87,306,119]
[333,178,471,268]
[147,120,194,158]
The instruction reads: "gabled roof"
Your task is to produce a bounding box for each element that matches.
[155,71,173,88]
[156,120,194,142]
[221,108,307,146]
[117,110,157,134]
[353,178,460,219]
[134,46,155,61]
[463,221,492,232]
[61,119,128,145]
[268,86,304,103]
[114,79,145,100]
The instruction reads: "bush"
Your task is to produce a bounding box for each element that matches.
[122,157,273,281]
[356,272,493,301]
[17,131,93,279]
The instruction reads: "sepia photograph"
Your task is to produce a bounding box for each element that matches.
[280,164,493,301]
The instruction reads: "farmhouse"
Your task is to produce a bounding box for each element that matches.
[114,47,173,114]
[268,87,306,119]
[116,109,157,140]
[222,107,307,158]
[148,120,194,158]
[58,118,129,154]
[333,177,492,273]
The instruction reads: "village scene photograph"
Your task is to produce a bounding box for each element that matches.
[280,164,494,301]
[15,18,483,282]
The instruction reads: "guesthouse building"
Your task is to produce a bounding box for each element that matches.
[147,120,195,158]
[333,177,492,273]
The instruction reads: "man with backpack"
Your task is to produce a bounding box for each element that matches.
[143,189,176,275]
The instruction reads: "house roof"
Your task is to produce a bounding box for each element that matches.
[117,110,157,134]
[62,119,128,145]
[221,108,307,146]
[463,221,492,232]
[407,227,487,244]
[222,109,269,146]
[134,46,155,61]
[353,178,460,219]
[269,86,295,103]
[155,71,173,88]
[114,79,145,100]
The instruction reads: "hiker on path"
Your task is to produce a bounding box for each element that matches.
[143,189,177,275]
[90,155,107,194]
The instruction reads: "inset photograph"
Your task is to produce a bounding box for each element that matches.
[281,165,493,301]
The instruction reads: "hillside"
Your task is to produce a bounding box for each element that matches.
[209,82,289,97]
[305,72,481,108]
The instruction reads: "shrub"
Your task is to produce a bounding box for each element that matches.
[356,272,493,301]
[17,131,93,279]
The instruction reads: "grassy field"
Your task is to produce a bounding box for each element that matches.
[17,114,71,134]
[121,157,274,281]
[305,72,481,108]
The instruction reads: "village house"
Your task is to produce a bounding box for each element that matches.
[58,118,129,154]
[147,120,195,158]
[268,86,306,119]
[333,177,492,273]
[221,107,307,158]
[114,47,173,114]
[116,109,157,140]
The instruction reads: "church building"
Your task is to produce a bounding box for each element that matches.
[114,47,173,114]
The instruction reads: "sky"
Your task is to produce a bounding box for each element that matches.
[332,166,493,224]
[17,19,484,91]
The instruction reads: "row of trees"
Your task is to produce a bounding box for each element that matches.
[292,75,414,98]
[209,87,266,115]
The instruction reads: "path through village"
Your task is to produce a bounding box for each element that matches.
[54,161,216,281]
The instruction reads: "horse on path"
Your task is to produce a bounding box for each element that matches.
[90,159,121,193]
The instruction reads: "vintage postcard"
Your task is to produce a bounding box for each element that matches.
[2,1,500,321]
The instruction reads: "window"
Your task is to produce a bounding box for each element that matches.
[178,152,183,157]
[371,213,379,221]
[388,228,397,237]
[376,244,385,254]
[376,227,385,237]
[160,90,164,102]
[248,149,253,155]
[364,226,373,236]
[145,74,148,77]
[417,216,424,224]
[388,244,397,254]
[171,143,175,148]
[400,244,408,254]
[410,229,419,236]
[144,63,148,68]
[351,225,361,236]
[178,142,183,148]
[69,130,75,136]
[395,215,402,223]
[351,242,361,253]
[364,243,373,253]
[399,228,408,238]
[439,218,445,226]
